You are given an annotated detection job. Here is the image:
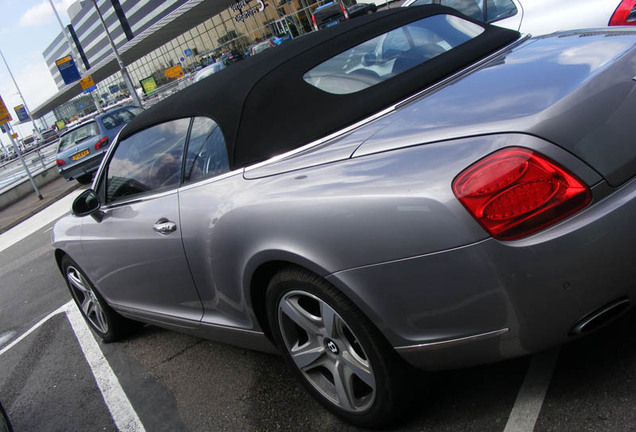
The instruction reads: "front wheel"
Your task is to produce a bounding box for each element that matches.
[266,268,409,428]
[61,255,135,342]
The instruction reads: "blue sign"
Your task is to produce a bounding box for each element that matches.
[55,55,81,85]
[184,48,193,57]
[179,57,185,63]
[82,84,97,94]
[14,105,29,122]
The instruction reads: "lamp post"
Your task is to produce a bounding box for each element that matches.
[47,0,104,113]
[0,50,40,139]
[85,0,142,107]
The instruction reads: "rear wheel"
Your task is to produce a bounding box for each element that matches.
[61,255,135,342]
[266,268,409,428]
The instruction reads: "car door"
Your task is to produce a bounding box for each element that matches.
[80,118,204,324]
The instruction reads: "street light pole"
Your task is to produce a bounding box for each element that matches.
[7,123,42,200]
[46,0,104,114]
[47,0,85,73]
[87,0,142,107]
[0,50,41,139]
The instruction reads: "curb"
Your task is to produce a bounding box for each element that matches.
[0,182,81,235]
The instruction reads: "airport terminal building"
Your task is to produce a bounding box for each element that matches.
[37,0,331,125]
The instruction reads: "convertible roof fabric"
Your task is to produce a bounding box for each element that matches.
[121,5,520,169]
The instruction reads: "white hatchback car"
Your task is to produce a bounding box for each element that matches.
[402,0,636,35]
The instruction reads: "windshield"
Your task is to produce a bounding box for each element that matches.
[58,122,100,152]
[303,14,484,94]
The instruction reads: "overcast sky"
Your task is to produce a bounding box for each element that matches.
[0,0,76,142]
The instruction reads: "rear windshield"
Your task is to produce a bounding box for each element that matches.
[314,4,345,22]
[304,14,484,94]
[58,122,100,152]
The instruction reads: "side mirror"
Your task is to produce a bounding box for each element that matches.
[72,189,102,221]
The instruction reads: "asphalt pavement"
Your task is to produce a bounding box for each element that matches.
[0,173,80,235]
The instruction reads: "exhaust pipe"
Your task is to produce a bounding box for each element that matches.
[570,298,630,336]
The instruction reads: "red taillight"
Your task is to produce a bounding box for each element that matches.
[610,0,636,25]
[312,13,318,30]
[340,4,349,20]
[95,136,109,150]
[56,159,66,167]
[452,147,592,240]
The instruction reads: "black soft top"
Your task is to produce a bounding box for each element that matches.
[121,5,519,170]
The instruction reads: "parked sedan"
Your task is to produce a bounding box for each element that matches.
[53,6,636,427]
[193,62,226,82]
[55,106,143,184]
[402,0,636,34]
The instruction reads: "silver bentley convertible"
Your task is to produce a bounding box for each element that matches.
[52,5,636,427]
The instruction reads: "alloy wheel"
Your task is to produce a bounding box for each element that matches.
[66,265,109,334]
[277,290,376,413]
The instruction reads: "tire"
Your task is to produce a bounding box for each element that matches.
[266,267,409,428]
[61,255,136,342]
[76,174,93,185]
[0,401,12,432]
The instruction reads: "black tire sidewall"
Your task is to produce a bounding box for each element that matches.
[266,268,406,428]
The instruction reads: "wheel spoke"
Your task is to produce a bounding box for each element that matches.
[341,351,375,388]
[291,342,326,370]
[81,296,94,317]
[333,360,356,411]
[94,307,109,333]
[320,301,338,338]
[67,268,89,294]
[280,297,323,337]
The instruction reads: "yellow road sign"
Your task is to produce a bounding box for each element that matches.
[0,95,12,125]
[55,55,72,66]
[80,76,95,90]
[164,65,184,79]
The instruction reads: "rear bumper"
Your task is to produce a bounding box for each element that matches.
[58,151,106,180]
[327,177,636,370]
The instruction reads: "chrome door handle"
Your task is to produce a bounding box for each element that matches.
[153,220,177,235]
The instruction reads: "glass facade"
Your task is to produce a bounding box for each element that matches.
[46,0,360,124]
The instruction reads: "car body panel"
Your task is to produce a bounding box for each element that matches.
[78,190,203,323]
[404,0,625,35]
[52,11,636,376]
[355,30,636,186]
[331,175,636,370]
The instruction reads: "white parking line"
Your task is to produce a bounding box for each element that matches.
[66,305,146,432]
[0,301,72,357]
[503,348,560,432]
[0,300,146,432]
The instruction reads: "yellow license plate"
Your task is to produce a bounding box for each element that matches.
[72,149,90,160]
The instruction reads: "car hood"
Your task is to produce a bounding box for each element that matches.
[354,29,636,187]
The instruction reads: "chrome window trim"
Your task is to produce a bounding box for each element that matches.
[178,168,244,192]
[100,188,178,210]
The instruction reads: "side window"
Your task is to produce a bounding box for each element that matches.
[484,0,517,22]
[105,118,190,203]
[183,117,230,184]
[440,0,484,21]
[410,0,517,23]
